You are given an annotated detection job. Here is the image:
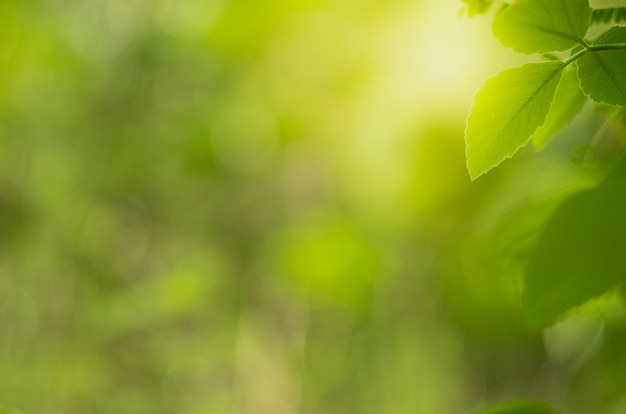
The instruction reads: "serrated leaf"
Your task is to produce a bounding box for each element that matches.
[591,7,626,23]
[492,0,591,54]
[533,68,587,149]
[524,160,626,327]
[466,62,563,180]
[477,400,557,414]
[591,8,614,23]
[577,27,626,105]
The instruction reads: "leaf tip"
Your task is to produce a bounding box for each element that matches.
[466,162,487,182]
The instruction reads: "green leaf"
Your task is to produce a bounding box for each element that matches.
[591,7,626,23]
[577,27,626,105]
[532,68,587,149]
[466,62,563,180]
[524,160,626,327]
[492,0,591,54]
[477,400,557,414]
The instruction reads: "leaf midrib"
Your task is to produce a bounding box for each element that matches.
[476,65,563,175]
[525,23,584,47]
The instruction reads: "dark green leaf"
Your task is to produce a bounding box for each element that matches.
[466,62,563,180]
[524,160,626,327]
[591,7,626,23]
[492,0,591,54]
[533,68,587,149]
[577,27,626,105]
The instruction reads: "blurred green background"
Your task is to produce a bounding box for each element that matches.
[1,0,625,413]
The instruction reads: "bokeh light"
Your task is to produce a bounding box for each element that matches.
[0,1,623,413]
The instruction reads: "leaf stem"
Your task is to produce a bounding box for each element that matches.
[563,49,587,67]
[586,43,626,52]
[562,42,626,68]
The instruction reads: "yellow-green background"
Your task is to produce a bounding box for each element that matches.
[0,1,622,413]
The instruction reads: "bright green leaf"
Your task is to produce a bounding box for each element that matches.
[492,0,591,54]
[533,68,587,149]
[466,62,563,180]
[524,160,626,327]
[577,27,626,105]
[477,400,557,414]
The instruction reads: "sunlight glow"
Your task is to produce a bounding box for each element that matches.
[376,2,492,115]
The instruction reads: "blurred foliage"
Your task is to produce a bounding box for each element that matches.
[462,0,494,16]
[475,400,557,414]
[0,0,625,413]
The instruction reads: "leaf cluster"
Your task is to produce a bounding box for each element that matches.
[465,0,626,180]
[464,5,626,412]
[464,0,626,330]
